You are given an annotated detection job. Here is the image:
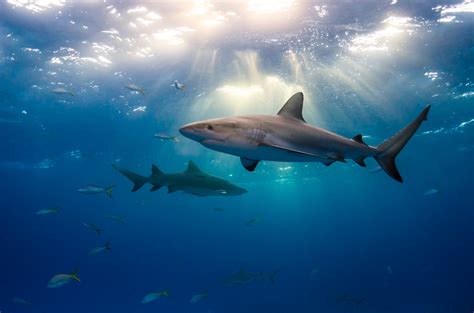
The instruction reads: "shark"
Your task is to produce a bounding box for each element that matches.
[112,161,247,197]
[179,92,431,182]
[223,267,263,286]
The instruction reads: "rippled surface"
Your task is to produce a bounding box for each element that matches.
[0,1,473,312]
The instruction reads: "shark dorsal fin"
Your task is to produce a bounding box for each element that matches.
[277,92,305,122]
[186,161,203,174]
[352,134,367,146]
[151,164,164,177]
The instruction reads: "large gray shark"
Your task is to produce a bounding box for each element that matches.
[112,161,247,196]
[179,92,430,182]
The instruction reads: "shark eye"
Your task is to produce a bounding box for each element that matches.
[207,125,213,130]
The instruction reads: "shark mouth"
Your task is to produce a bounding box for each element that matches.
[200,139,225,146]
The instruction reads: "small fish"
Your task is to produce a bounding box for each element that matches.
[141,290,170,304]
[89,241,111,255]
[52,87,74,96]
[12,297,31,305]
[36,207,59,215]
[47,267,80,288]
[245,216,262,227]
[78,184,114,198]
[213,207,225,212]
[190,291,208,303]
[125,84,145,95]
[171,80,185,90]
[154,132,180,143]
[424,188,439,196]
[106,215,125,224]
[82,222,102,235]
[368,166,383,173]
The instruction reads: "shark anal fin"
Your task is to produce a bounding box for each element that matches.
[150,184,162,191]
[327,153,346,163]
[352,134,367,146]
[277,92,306,122]
[240,157,259,172]
[355,158,366,167]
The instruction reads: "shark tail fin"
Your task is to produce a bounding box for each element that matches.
[105,185,115,198]
[375,105,431,183]
[105,241,111,250]
[71,266,80,282]
[112,165,148,192]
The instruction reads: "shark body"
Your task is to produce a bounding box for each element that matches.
[113,161,247,197]
[224,268,263,286]
[179,92,430,182]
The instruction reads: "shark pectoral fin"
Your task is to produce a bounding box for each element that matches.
[259,142,337,162]
[355,158,366,167]
[240,158,259,172]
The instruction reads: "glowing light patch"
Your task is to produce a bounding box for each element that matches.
[438,15,457,23]
[127,6,147,14]
[22,47,41,53]
[349,16,419,53]
[146,12,161,20]
[434,1,474,22]
[136,17,155,26]
[7,0,64,13]
[216,85,263,97]
[434,0,474,15]
[454,91,474,99]
[424,71,439,80]
[132,106,147,113]
[97,55,112,65]
[247,0,295,14]
[314,5,327,18]
[153,27,195,46]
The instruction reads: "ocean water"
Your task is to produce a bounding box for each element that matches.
[0,1,473,312]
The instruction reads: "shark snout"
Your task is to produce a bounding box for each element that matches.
[179,123,201,141]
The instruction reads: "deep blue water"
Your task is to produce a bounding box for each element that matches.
[0,1,473,312]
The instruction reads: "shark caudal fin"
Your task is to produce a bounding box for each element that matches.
[105,186,115,198]
[112,164,148,192]
[71,266,80,282]
[375,105,431,183]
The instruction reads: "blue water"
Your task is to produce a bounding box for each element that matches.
[1,1,473,312]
